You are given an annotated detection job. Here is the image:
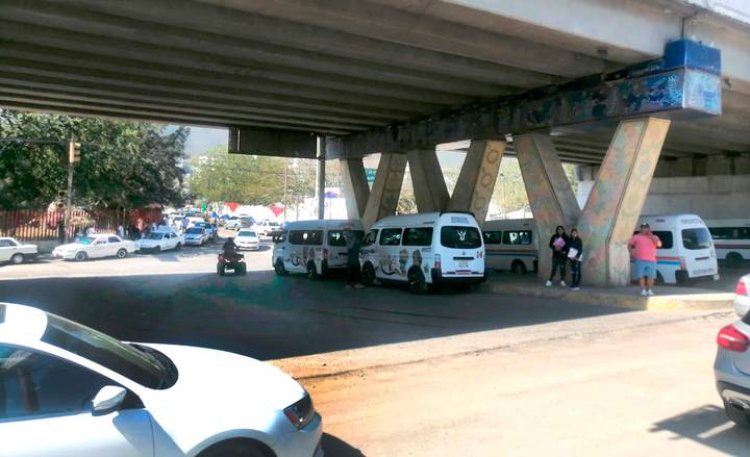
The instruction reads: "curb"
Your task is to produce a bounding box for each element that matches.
[488,283,734,311]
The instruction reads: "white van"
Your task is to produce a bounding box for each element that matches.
[631,214,719,285]
[482,219,538,274]
[705,219,750,267]
[359,212,485,293]
[272,219,364,278]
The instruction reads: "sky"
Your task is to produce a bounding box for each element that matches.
[184,126,228,156]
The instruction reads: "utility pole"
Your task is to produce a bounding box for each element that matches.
[63,138,80,242]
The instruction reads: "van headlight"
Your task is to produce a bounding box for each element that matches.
[283,393,315,430]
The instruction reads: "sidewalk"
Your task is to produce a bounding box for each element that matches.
[486,273,734,311]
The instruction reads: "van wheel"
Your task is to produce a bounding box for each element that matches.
[362,262,376,286]
[511,260,527,275]
[306,261,318,280]
[675,270,690,286]
[274,259,288,276]
[656,272,665,285]
[408,268,428,295]
[727,253,744,269]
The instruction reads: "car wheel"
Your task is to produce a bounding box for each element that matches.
[408,268,428,295]
[175,243,182,251]
[307,261,318,280]
[511,260,527,275]
[727,253,744,269]
[74,251,88,262]
[10,253,24,265]
[724,400,750,429]
[237,263,247,276]
[274,259,288,276]
[197,439,269,457]
[117,249,128,259]
[154,246,161,254]
[362,262,376,286]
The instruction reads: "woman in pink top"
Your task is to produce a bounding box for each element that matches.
[629,223,662,296]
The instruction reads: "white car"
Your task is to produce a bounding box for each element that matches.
[255,221,282,237]
[0,237,38,264]
[0,302,324,457]
[735,274,750,317]
[136,231,185,253]
[52,234,137,261]
[183,227,210,246]
[236,229,261,251]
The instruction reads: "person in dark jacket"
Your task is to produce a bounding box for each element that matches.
[345,231,364,288]
[568,228,583,290]
[546,225,570,287]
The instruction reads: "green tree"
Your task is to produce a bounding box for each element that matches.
[188,146,317,205]
[0,110,187,210]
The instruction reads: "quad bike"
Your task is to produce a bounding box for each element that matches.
[217,251,247,276]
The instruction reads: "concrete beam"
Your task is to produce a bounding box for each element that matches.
[362,154,408,228]
[447,140,505,224]
[195,0,608,78]
[339,158,370,219]
[407,149,450,213]
[515,134,581,280]
[229,127,318,158]
[4,0,552,89]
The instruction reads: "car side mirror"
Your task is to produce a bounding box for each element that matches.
[92,385,128,416]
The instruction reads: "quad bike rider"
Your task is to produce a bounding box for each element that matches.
[217,237,247,276]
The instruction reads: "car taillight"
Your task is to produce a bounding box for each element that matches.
[737,280,748,297]
[717,325,750,352]
[434,254,441,270]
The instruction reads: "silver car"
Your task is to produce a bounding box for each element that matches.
[715,314,750,427]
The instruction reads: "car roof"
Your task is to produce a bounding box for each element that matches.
[0,303,48,346]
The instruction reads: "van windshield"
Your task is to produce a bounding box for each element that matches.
[682,228,712,250]
[441,226,482,249]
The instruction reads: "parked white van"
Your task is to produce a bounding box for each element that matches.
[482,219,538,274]
[272,219,364,278]
[705,219,750,267]
[632,214,719,285]
[359,212,486,293]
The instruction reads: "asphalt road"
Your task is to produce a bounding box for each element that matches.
[1,241,748,456]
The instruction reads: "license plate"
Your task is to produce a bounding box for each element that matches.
[459,261,468,268]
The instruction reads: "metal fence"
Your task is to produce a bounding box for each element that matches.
[0,208,163,243]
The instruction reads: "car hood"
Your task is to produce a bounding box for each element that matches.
[140,343,304,411]
[53,242,86,250]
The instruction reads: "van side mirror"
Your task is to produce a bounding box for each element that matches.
[92,385,128,416]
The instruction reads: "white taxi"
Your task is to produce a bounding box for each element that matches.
[52,234,137,261]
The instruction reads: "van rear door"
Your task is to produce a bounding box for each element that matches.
[680,225,719,279]
[439,225,485,277]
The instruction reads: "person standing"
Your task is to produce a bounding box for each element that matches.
[629,223,662,296]
[345,231,364,288]
[568,229,583,290]
[546,226,570,287]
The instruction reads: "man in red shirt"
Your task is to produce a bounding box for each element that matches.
[629,223,662,296]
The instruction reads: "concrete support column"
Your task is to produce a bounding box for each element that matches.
[339,158,370,219]
[516,133,581,280]
[362,153,407,228]
[447,140,505,224]
[577,117,671,287]
[407,149,450,213]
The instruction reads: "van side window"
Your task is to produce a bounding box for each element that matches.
[403,228,433,246]
[328,231,347,247]
[303,230,323,246]
[362,230,378,246]
[380,228,403,246]
[634,231,673,249]
[710,227,750,240]
[483,231,502,245]
[502,230,532,245]
[288,231,304,245]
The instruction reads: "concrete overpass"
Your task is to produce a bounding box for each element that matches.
[1,0,749,286]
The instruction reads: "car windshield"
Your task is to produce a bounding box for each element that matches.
[441,226,482,249]
[147,233,164,240]
[186,228,203,234]
[41,313,176,389]
[77,236,95,245]
[238,231,257,237]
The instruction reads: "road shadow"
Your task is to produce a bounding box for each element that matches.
[0,269,635,361]
[650,404,750,455]
[322,434,366,457]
